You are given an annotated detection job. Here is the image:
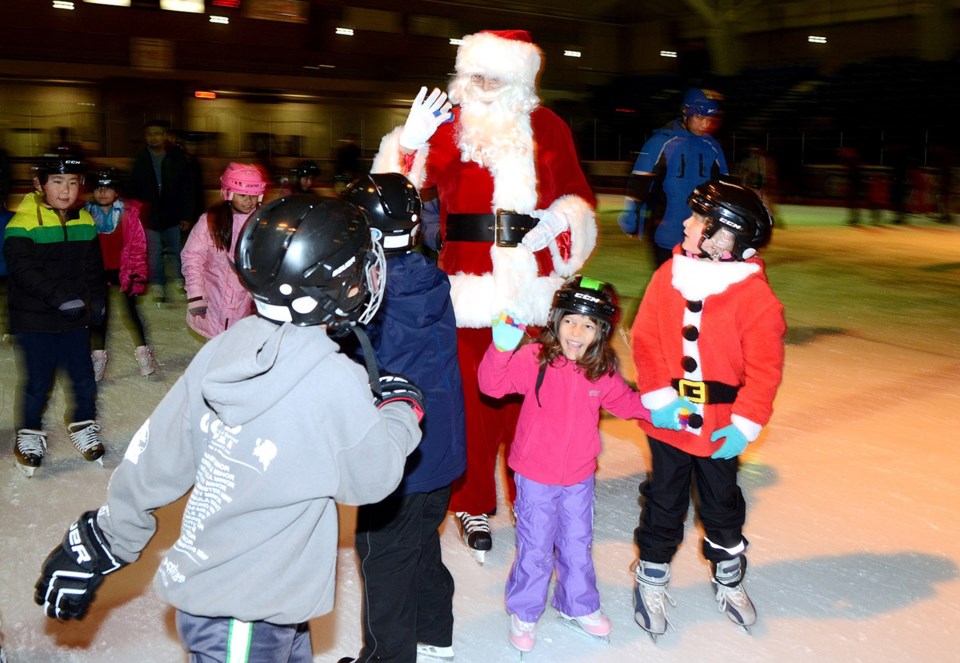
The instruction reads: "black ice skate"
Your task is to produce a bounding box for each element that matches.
[455,512,492,564]
[68,420,105,465]
[14,428,47,478]
[713,557,756,634]
[633,560,676,642]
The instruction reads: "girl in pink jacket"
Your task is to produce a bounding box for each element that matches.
[181,163,266,339]
[478,276,668,654]
[85,168,157,379]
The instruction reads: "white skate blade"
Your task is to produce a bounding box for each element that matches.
[472,549,486,565]
[95,456,104,467]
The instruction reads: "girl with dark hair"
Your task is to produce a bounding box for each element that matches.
[181,163,266,339]
[477,276,678,654]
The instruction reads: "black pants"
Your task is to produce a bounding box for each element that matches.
[89,273,148,350]
[356,485,455,663]
[635,437,747,565]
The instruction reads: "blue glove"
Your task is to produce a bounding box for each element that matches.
[617,202,638,235]
[710,425,749,460]
[492,310,527,352]
[650,397,696,430]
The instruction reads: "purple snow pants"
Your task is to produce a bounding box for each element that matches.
[505,473,600,622]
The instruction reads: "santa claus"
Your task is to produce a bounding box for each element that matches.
[372,29,597,559]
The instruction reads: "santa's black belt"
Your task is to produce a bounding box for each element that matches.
[672,378,739,404]
[445,212,538,247]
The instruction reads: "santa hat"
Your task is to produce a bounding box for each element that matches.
[455,30,542,89]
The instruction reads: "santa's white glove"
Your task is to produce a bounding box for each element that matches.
[521,208,570,252]
[399,87,453,151]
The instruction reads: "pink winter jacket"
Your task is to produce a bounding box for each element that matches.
[478,342,652,486]
[88,199,148,295]
[181,207,256,339]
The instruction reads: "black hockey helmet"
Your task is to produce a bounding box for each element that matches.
[235,195,386,330]
[549,275,620,339]
[90,167,124,191]
[688,180,774,261]
[35,150,85,184]
[293,160,321,179]
[343,173,422,255]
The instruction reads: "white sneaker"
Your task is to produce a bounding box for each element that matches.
[134,345,158,377]
[91,350,108,382]
[416,642,454,660]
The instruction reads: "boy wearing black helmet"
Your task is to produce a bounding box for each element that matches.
[629,181,786,640]
[339,173,466,662]
[4,151,107,476]
[34,196,424,662]
[477,278,669,653]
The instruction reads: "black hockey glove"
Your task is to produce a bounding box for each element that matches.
[375,373,425,423]
[35,510,126,621]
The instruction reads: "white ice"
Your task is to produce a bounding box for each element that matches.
[1,198,958,662]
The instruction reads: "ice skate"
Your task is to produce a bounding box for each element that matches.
[14,428,47,478]
[508,613,537,655]
[68,420,105,465]
[633,561,675,642]
[416,642,454,660]
[134,345,159,377]
[713,557,756,634]
[455,512,492,564]
[91,349,108,382]
[558,609,611,642]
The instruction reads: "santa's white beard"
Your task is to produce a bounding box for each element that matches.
[457,92,533,170]
[456,91,539,212]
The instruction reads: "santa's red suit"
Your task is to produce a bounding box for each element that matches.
[372,33,596,516]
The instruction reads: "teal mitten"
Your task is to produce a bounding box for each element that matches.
[492,310,527,352]
[710,424,748,460]
[650,397,696,430]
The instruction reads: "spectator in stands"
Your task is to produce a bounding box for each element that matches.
[838,147,865,226]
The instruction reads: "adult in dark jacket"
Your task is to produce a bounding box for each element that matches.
[127,119,196,301]
[341,173,467,663]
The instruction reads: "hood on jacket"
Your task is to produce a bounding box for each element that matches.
[379,252,451,330]
[200,316,340,426]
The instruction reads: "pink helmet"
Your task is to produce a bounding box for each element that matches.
[220,163,267,201]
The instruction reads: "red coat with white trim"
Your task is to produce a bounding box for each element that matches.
[372,105,596,328]
[630,249,786,457]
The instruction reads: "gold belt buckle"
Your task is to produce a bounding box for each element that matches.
[494,210,518,248]
[677,379,707,404]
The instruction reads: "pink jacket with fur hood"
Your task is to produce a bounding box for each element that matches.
[181,207,256,339]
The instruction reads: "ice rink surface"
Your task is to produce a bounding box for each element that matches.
[1,199,958,662]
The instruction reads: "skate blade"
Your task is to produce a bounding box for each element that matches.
[472,549,486,565]
[95,456,105,467]
[15,462,39,478]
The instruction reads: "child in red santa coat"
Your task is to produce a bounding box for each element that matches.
[629,181,786,640]
[372,29,597,559]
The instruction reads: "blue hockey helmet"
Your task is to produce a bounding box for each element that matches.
[681,88,723,119]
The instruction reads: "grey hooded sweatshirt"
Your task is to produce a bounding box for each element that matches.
[98,316,421,624]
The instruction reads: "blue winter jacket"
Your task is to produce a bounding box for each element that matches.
[622,120,728,250]
[365,251,467,495]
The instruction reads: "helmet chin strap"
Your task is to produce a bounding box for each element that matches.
[348,324,384,400]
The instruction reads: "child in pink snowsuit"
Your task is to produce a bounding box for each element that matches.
[181,163,265,339]
[478,276,675,654]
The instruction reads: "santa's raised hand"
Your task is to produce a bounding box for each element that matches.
[399,87,453,152]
